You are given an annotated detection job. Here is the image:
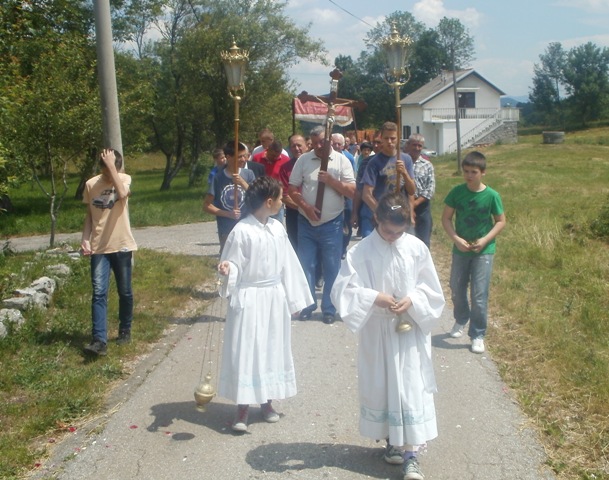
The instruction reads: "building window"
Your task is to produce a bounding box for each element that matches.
[405,125,411,139]
[458,92,475,108]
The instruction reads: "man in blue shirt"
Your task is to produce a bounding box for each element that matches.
[362,122,416,224]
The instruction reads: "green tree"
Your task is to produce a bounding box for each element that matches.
[562,42,609,126]
[3,35,101,246]
[529,42,565,126]
[132,0,325,190]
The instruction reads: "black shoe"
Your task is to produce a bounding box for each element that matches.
[116,330,131,345]
[84,339,107,356]
[322,313,335,324]
[315,279,324,290]
[299,310,313,320]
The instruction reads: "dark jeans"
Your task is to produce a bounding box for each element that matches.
[286,207,299,250]
[297,213,343,316]
[90,251,134,343]
[414,200,432,248]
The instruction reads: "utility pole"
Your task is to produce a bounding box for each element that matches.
[452,65,462,173]
[93,0,123,160]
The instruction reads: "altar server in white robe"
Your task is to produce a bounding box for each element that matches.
[218,176,313,433]
[331,192,445,480]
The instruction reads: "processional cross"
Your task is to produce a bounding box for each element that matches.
[297,68,366,213]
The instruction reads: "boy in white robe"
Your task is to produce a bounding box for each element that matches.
[218,176,313,433]
[331,192,445,480]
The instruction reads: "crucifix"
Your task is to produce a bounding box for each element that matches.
[297,68,366,213]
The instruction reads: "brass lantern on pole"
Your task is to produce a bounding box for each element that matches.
[221,38,249,209]
[380,22,413,168]
[380,23,414,334]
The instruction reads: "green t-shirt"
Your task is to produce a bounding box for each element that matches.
[444,183,504,256]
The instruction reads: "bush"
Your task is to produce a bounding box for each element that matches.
[590,194,609,240]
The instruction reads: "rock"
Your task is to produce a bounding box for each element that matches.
[3,296,33,311]
[0,308,25,339]
[46,264,72,277]
[30,276,56,295]
[542,131,565,144]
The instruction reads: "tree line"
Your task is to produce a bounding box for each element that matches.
[527,41,609,128]
[0,1,479,244]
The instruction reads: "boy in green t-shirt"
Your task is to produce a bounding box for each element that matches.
[441,151,506,354]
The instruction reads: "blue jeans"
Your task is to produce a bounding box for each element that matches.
[449,253,494,340]
[297,213,343,316]
[91,251,134,343]
[359,203,374,238]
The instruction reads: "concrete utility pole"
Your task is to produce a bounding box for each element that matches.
[93,0,123,159]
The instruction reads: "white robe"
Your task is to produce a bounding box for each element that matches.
[218,215,314,404]
[330,229,445,446]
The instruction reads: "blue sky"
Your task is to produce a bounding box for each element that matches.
[284,0,609,99]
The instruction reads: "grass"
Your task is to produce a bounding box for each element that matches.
[3,130,609,478]
[0,248,218,479]
[430,129,609,479]
[0,152,215,238]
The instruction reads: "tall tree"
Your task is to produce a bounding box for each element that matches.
[529,42,565,127]
[562,42,609,126]
[137,0,326,190]
[436,17,475,170]
[0,1,104,244]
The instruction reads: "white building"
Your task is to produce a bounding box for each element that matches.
[401,69,520,155]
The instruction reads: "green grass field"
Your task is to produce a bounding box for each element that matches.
[2,131,609,478]
[431,131,609,479]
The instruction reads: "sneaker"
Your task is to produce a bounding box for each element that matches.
[471,337,485,354]
[261,402,280,423]
[84,339,107,356]
[384,444,404,465]
[232,405,249,432]
[322,313,336,325]
[450,322,464,338]
[403,456,424,480]
[116,330,131,345]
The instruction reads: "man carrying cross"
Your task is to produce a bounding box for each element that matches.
[288,125,355,324]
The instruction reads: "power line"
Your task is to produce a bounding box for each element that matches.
[328,0,374,28]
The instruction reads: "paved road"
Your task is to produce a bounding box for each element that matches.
[19,222,555,480]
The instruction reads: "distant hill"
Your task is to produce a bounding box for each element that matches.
[501,95,529,106]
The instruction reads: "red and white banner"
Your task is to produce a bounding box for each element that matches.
[293,97,354,127]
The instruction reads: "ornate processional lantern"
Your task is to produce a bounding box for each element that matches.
[380,21,413,189]
[221,38,249,210]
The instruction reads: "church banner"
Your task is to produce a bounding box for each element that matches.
[293,97,354,127]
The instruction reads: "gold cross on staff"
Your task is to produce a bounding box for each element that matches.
[296,69,367,213]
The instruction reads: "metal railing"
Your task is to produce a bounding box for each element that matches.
[423,107,520,122]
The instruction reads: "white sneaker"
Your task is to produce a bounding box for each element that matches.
[471,338,485,354]
[450,322,464,338]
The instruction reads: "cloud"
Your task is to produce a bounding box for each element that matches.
[553,0,609,13]
[474,57,534,96]
[412,0,482,28]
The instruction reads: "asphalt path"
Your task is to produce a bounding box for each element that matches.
[15,222,556,480]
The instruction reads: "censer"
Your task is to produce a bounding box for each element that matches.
[194,372,216,412]
[194,275,224,411]
[396,313,412,333]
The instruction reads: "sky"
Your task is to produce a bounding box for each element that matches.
[283,0,609,99]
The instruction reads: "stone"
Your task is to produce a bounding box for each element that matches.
[3,296,32,311]
[30,276,56,295]
[542,131,565,144]
[0,308,25,339]
[45,264,71,277]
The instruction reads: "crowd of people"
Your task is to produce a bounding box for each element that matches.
[79,125,505,480]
